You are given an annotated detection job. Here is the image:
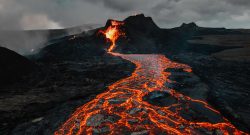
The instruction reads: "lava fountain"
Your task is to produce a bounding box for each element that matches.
[54,21,248,135]
[99,20,125,52]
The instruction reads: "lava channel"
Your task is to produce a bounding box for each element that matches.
[55,53,247,135]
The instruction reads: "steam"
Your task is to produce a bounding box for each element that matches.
[0,30,50,55]
[0,13,64,55]
[20,14,62,30]
[0,14,100,55]
[0,23,101,55]
[65,24,101,35]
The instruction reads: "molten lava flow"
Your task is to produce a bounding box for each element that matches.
[99,21,125,52]
[55,53,247,135]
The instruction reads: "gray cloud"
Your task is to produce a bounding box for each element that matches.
[85,0,155,12]
[1,0,250,30]
[148,0,250,28]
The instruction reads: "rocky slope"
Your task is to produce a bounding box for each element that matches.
[0,34,135,134]
[0,47,37,86]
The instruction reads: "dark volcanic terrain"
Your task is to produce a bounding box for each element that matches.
[0,43,135,134]
[0,14,250,134]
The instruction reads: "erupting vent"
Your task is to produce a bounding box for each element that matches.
[99,20,125,52]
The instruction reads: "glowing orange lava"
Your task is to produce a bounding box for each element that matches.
[99,21,125,52]
[55,52,247,135]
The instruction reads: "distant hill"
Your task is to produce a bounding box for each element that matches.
[0,47,37,86]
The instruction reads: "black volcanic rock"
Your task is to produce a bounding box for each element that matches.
[180,22,198,29]
[34,35,106,62]
[0,47,36,86]
[104,19,123,28]
[104,14,162,53]
[124,14,160,33]
[143,91,177,107]
[174,22,200,34]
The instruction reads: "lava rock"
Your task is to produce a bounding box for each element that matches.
[108,98,127,104]
[128,119,139,125]
[92,126,110,134]
[0,47,37,86]
[86,113,121,127]
[129,108,142,115]
[86,114,105,127]
[143,91,177,107]
[131,130,149,135]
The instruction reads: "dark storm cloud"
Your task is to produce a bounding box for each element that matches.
[1,0,250,30]
[85,0,134,12]
[226,0,250,6]
[148,0,250,28]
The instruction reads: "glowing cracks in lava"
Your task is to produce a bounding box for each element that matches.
[54,54,247,135]
[99,20,125,52]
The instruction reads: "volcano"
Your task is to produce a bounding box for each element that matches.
[1,14,250,135]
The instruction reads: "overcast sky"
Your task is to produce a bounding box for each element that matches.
[1,0,250,30]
